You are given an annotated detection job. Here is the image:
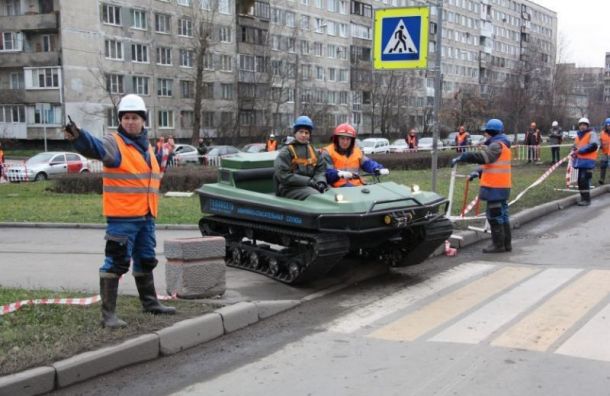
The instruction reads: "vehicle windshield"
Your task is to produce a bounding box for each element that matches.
[361,140,376,147]
[419,138,433,144]
[26,153,55,165]
[392,139,407,146]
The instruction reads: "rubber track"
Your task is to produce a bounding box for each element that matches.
[200,216,350,284]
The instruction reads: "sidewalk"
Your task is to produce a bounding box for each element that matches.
[1,185,608,395]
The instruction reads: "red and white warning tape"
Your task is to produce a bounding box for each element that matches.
[1,293,176,316]
[507,154,569,206]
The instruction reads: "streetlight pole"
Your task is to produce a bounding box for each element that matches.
[431,0,443,192]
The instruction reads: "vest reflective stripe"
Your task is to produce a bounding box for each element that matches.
[266,140,277,151]
[600,132,610,155]
[287,144,317,169]
[103,133,160,218]
[480,142,511,189]
[575,133,598,161]
[324,144,363,187]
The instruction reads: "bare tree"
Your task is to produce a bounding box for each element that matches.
[441,87,487,131]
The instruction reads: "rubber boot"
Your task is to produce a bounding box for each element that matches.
[503,222,512,252]
[599,168,606,185]
[100,274,127,329]
[577,192,591,206]
[482,223,505,253]
[134,272,176,315]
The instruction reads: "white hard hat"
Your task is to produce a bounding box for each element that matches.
[551,121,558,127]
[578,117,590,126]
[118,94,147,120]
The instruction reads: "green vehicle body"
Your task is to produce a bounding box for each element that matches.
[197,151,453,284]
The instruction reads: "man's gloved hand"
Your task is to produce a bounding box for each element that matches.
[375,168,390,176]
[468,171,480,181]
[64,117,80,141]
[337,170,353,179]
[315,181,328,193]
[570,149,577,160]
[451,155,463,167]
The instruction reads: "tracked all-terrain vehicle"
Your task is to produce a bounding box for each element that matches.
[197,152,453,285]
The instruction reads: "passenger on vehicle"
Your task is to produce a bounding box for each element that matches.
[322,123,389,187]
[274,115,327,200]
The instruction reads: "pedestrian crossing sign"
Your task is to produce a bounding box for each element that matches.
[373,7,430,70]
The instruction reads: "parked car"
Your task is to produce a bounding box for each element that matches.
[203,145,241,165]
[172,144,200,164]
[417,137,444,151]
[565,130,578,141]
[7,152,90,182]
[443,132,459,147]
[470,134,486,146]
[360,138,390,155]
[242,143,267,153]
[388,139,410,153]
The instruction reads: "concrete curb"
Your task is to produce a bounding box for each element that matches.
[0,222,198,230]
[2,186,608,395]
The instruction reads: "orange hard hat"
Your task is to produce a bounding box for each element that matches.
[333,123,357,139]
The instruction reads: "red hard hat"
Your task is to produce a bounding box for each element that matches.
[333,123,356,139]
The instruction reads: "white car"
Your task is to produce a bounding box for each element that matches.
[470,134,486,146]
[360,138,390,155]
[388,139,410,153]
[7,152,90,182]
[417,137,444,151]
[172,144,200,164]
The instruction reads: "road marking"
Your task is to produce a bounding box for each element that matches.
[556,302,610,362]
[369,266,537,342]
[326,262,495,334]
[491,270,610,352]
[430,268,582,344]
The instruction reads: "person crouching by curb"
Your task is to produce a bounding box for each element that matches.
[64,94,175,329]
[274,115,328,200]
[572,117,599,206]
[598,118,610,185]
[322,123,389,187]
[451,118,512,253]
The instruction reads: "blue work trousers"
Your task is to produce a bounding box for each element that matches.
[100,217,157,275]
[486,200,509,225]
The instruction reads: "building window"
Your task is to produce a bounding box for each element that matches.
[177,0,192,5]
[155,13,171,33]
[181,80,194,98]
[178,18,193,37]
[130,9,147,29]
[315,66,324,80]
[33,104,61,125]
[41,35,53,52]
[219,26,232,42]
[180,49,193,67]
[131,44,149,63]
[4,0,20,16]
[180,111,194,128]
[202,82,214,99]
[157,78,173,96]
[106,74,124,94]
[102,4,121,25]
[220,83,233,100]
[156,47,171,65]
[106,107,118,128]
[203,112,215,127]
[301,15,310,31]
[104,39,123,60]
[0,32,23,52]
[158,110,174,128]
[218,0,231,14]
[27,67,60,88]
[200,0,211,10]
[10,72,24,89]
[132,76,149,95]
[220,55,233,72]
[0,105,26,123]
[203,53,214,70]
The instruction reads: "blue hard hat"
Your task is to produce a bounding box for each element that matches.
[484,118,504,134]
[293,115,314,132]
[605,118,610,126]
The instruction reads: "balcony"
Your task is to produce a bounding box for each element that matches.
[0,51,60,68]
[0,89,61,104]
[0,12,58,32]
[480,21,493,38]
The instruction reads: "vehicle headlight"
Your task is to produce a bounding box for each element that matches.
[335,193,344,202]
[411,184,421,193]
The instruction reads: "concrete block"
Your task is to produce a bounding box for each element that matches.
[53,334,159,388]
[512,201,558,228]
[453,230,488,248]
[164,237,225,261]
[0,366,55,396]
[216,301,259,333]
[254,300,300,319]
[166,258,226,298]
[157,313,224,355]
[556,195,579,209]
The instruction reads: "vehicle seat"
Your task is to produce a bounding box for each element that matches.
[231,167,275,193]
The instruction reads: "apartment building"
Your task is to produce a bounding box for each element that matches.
[0,0,557,142]
[558,63,604,122]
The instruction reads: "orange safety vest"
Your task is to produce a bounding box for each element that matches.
[266,139,277,151]
[406,135,417,148]
[324,144,364,187]
[600,131,610,155]
[456,132,469,145]
[480,142,512,189]
[575,132,598,161]
[287,144,317,170]
[102,133,161,218]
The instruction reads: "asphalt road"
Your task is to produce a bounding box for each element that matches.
[16,194,610,395]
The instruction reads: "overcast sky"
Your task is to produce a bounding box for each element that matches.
[532,0,610,67]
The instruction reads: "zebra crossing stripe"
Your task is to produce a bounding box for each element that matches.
[491,270,610,352]
[327,262,495,334]
[429,268,582,344]
[555,302,610,362]
[369,266,537,342]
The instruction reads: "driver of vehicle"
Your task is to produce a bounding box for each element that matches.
[322,123,389,187]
